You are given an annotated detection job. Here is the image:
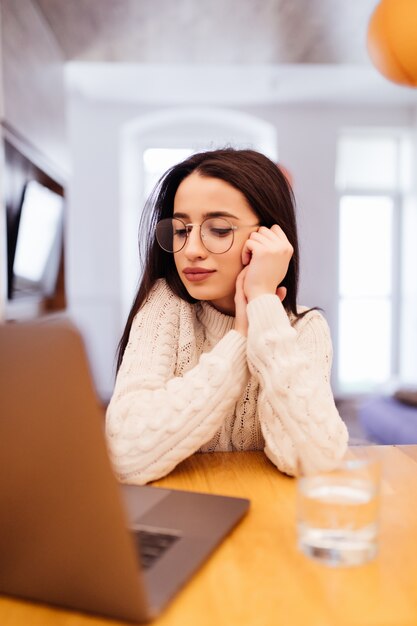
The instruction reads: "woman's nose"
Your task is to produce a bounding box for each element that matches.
[184,227,207,258]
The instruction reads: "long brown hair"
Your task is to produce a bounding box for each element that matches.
[117,148,308,371]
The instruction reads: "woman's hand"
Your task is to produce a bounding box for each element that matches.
[241,225,293,303]
[234,266,249,337]
[234,265,287,338]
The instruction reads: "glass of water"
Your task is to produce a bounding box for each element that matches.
[296,455,380,566]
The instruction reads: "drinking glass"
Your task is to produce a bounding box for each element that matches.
[296,455,380,566]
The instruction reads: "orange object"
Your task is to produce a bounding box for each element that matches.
[367,0,417,87]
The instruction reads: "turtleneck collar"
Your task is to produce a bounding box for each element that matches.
[197,300,235,341]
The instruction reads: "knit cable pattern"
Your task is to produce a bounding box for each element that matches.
[247,295,348,475]
[106,280,348,484]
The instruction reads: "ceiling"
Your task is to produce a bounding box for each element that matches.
[33,0,417,106]
[34,0,378,65]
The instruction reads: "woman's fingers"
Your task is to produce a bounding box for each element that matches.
[234,267,249,336]
[253,225,282,242]
[241,224,293,301]
[242,225,291,265]
[241,240,252,266]
[248,225,293,254]
[235,266,245,292]
[244,233,293,260]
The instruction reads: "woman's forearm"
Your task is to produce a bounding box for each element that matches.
[106,330,248,484]
[246,295,349,475]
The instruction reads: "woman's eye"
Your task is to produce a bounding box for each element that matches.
[210,228,233,237]
[174,229,187,239]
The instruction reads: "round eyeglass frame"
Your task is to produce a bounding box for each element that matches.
[155,216,260,254]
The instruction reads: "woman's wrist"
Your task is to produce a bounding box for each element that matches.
[246,287,276,302]
[233,322,248,337]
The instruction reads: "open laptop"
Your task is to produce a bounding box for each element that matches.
[0,318,249,623]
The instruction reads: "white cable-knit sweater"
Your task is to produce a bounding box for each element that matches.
[106,279,349,484]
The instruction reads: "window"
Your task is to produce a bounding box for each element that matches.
[143,148,194,198]
[336,131,412,393]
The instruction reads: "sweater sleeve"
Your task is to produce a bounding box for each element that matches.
[106,282,248,485]
[246,294,349,476]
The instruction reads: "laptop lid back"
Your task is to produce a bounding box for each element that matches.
[0,320,150,622]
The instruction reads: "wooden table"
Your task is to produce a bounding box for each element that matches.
[1,446,417,626]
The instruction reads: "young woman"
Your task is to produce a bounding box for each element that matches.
[106,148,348,485]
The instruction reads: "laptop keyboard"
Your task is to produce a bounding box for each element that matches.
[133,529,180,571]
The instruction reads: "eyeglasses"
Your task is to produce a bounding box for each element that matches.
[155,217,259,254]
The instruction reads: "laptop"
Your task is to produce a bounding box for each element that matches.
[0,318,249,623]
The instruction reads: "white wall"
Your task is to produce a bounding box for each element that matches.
[66,97,125,399]
[0,0,69,320]
[0,0,68,177]
[66,92,414,399]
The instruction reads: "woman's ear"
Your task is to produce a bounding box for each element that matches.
[276,286,287,302]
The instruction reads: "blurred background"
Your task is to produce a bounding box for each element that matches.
[1,0,416,442]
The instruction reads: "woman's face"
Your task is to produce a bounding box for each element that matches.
[173,172,259,315]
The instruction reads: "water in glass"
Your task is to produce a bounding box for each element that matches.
[297,469,379,566]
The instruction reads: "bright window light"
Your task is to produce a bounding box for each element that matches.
[335,131,410,394]
[338,298,391,390]
[336,136,398,191]
[339,196,393,298]
[143,148,194,197]
[338,195,393,390]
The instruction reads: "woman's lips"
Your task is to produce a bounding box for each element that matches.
[183,268,216,283]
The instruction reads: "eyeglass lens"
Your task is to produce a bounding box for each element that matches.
[155,218,235,253]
